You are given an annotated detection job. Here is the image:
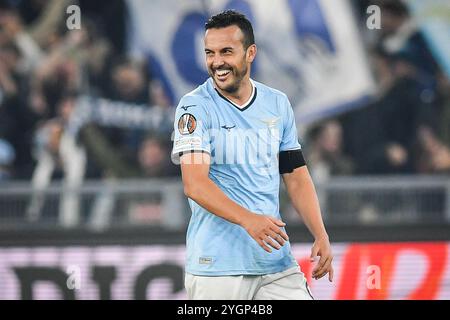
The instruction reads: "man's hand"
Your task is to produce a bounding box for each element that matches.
[386,143,408,167]
[241,213,289,253]
[311,236,334,282]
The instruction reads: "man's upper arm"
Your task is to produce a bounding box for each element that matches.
[180,152,211,189]
[281,165,308,186]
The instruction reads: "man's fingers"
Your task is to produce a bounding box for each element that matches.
[312,255,329,275]
[272,226,289,241]
[313,257,332,279]
[312,254,327,274]
[263,236,281,250]
[317,261,332,280]
[268,219,289,241]
[316,265,331,279]
[329,265,334,282]
[267,230,285,246]
[258,240,272,253]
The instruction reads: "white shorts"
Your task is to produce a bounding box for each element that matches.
[185,266,314,300]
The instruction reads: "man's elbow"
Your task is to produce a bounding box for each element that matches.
[183,181,201,200]
[183,183,194,199]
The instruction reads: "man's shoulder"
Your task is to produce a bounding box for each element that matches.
[253,80,289,101]
[179,81,213,107]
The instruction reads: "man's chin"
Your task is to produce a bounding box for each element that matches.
[214,79,238,94]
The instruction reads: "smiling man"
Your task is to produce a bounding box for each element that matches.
[172,10,333,300]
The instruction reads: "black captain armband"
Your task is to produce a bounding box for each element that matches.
[279,149,306,174]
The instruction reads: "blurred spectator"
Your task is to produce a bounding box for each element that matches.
[0,42,19,97]
[15,0,73,50]
[0,6,44,72]
[27,93,86,227]
[27,22,111,117]
[138,134,179,177]
[80,124,178,179]
[93,57,154,160]
[107,57,149,104]
[416,126,450,174]
[0,21,37,179]
[79,123,178,229]
[304,120,355,222]
[307,119,354,181]
[8,0,127,51]
[415,71,450,174]
[342,47,438,175]
[149,79,173,109]
[76,0,128,53]
[374,0,439,80]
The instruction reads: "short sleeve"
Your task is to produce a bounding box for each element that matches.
[171,96,211,161]
[279,95,301,152]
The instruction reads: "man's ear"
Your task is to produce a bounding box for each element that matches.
[246,44,257,63]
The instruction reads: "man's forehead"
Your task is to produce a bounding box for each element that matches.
[204,25,244,48]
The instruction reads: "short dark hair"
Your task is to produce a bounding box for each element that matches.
[205,10,255,49]
[377,0,409,17]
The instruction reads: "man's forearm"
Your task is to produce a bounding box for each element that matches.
[184,177,252,226]
[284,167,328,240]
[284,167,334,280]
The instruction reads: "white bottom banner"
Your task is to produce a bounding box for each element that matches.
[0,242,449,299]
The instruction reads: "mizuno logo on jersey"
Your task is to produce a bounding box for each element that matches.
[221,125,236,132]
[181,104,196,111]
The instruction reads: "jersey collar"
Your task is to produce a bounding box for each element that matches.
[212,78,257,112]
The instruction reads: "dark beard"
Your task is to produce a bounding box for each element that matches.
[221,76,240,93]
[212,64,247,94]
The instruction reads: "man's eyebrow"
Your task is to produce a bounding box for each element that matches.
[204,47,234,52]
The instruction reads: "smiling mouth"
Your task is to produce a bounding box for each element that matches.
[215,69,231,81]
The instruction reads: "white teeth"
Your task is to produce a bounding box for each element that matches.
[216,70,230,76]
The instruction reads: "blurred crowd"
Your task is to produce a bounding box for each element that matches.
[0,0,177,186]
[0,0,449,187]
[306,0,450,183]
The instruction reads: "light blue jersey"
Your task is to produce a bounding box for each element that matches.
[172,78,301,276]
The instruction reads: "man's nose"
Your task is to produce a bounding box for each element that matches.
[211,56,225,69]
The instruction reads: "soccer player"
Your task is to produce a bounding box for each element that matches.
[172,10,333,300]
